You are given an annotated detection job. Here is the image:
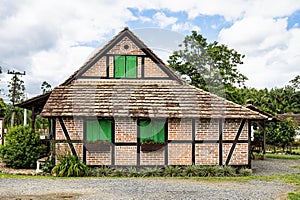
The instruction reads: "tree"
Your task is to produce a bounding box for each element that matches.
[290,75,300,90]
[265,119,297,152]
[41,81,52,94]
[0,126,47,169]
[0,98,7,117]
[168,31,247,96]
[7,73,25,126]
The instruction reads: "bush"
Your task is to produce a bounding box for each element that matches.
[238,168,252,176]
[51,155,88,177]
[0,126,47,169]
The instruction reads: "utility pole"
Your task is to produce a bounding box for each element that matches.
[8,70,26,127]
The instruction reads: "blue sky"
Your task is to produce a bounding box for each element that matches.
[0,0,299,102]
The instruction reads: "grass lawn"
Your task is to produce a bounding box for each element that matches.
[265,153,300,160]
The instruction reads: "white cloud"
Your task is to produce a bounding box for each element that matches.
[219,16,300,88]
[153,12,178,28]
[172,22,201,32]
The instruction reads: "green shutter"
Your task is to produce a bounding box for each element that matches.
[115,56,125,78]
[86,120,101,142]
[99,119,112,142]
[126,56,137,78]
[140,119,165,143]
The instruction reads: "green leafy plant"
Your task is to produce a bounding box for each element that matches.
[41,159,54,174]
[141,138,164,144]
[238,168,252,176]
[88,166,113,177]
[163,166,181,177]
[141,167,162,177]
[51,155,88,177]
[0,126,47,169]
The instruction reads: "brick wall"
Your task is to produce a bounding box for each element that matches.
[168,143,192,165]
[144,58,168,77]
[115,117,136,143]
[82,57,106,77]
[168,118,192,140]
[53,117,249,166]
[115,146,137,165]
[223,119,248,140]
[140,150,165,165]
[195,143,219,165]
[195,119,219,140]
[86,150,111,165]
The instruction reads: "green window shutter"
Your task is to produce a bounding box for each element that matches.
[115,56,125,78]
[140,119,165,143]
[126,56,137,78]
[99,119,112,142]
[86,120,101,142]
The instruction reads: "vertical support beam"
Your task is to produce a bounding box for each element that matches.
[218,118,223,166]
[106,55,110,78]
[52,118,56,165]
[137,119,141,166]
[164,119,168,165]
[248,120,252,168]
[141,57,145,78]
[192,119,196,165]
[82,119,87,164]
[262,121,266,159]
[31,106,36,130]
[111,119,115,166]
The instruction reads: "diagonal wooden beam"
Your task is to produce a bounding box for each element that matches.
[225,119,246,165]
[58,117,77,157]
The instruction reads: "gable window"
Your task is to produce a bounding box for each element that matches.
[86,119,113,142]
[114,56,137,78]
[139,119,165,143]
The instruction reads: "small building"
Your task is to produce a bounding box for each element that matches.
[19,28,267,167]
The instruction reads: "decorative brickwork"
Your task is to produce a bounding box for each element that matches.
[115,118,137,143]
[115,146,137,165]
[168,143,192,165]
[195,119,219,140]
[140,150,165,165]
[168,119,192,140]
[55,117,83,140]
[107,37,145,55]
[195,143,219,165]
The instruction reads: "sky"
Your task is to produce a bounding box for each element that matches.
[0,0,299,102]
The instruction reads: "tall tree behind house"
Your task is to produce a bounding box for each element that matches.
[7,71,25,126]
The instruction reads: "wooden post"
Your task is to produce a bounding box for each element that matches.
[262,121,266,159]
[31,106,36,130]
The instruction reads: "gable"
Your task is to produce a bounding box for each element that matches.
[63,28,181,85]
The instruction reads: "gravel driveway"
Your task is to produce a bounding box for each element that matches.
[0,158,299,200]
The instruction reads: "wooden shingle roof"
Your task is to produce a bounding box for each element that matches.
[41,83,267,119]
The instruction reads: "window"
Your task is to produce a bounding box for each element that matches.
[114,56,137,78]
[139,119,165,143]
[86,119,112,142]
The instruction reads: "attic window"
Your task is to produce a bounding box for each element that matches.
[114,56,137,78]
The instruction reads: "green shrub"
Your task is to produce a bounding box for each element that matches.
[239,168,252,176]
[163,166,181,177]
[51,155,88,177]
[41,159,54,174]
[182,165,200,177]
[221,166,236,177]
[141,167,162,177]
[0,126,47,169]
[89,166,113,177]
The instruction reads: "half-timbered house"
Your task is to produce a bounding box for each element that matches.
[20,28,268,167]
